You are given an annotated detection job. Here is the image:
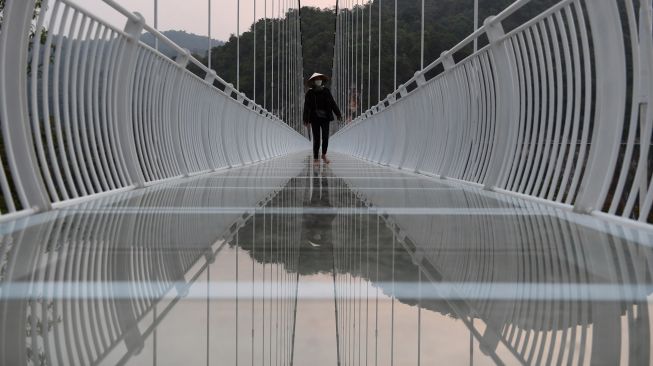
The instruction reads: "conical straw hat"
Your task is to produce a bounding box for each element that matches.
[308,72,329,81]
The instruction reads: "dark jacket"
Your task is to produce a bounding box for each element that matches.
[303,87,342,124]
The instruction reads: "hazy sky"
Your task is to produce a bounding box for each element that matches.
[75,0,338,41]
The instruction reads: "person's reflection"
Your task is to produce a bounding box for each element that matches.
[298,165,338,274]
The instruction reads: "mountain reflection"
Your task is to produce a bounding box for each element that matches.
[0,159,652,365]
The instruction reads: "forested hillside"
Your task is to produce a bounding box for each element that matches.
[200,0,559,111]
[141,30,223,58]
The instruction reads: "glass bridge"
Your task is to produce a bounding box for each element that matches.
[1,153,651,365]
[1,0,653,364]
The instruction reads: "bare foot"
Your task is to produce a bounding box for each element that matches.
[313,159,320,166]
[322,155,331,164]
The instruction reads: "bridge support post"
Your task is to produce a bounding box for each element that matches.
[116,14,147,187]
[481,17,519,192]
[0,0,51,212]
[573,0,627,214]
[441,51,456,70]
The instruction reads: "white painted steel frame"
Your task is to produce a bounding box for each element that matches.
[332,0,653,225]
[0,0,309,220]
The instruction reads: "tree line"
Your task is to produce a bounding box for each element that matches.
[193,0,559,110]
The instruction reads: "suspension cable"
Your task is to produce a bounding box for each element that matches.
[340,2,344,123]
[254,0,257,102]
[288,0,291,126]
[474,0,478,52]
[277,0,281,117]
[209,0,212,69]
[367,0,371,110]
[355,0,359,119]
[341,0,348,114]
[341,2,345,123]
[338,1,343,121]
[287,0,291,127]
[292,9,294,125]
[237,0,241,90]
[280,0,284,121]
[295,0,304,130]
[341,1,345,122]
[264,0,268,109]
[377,0,381,102]
[154,0,159,50]
[335,5,338,123]
[393,0,397,90]
[286,0,290,126]
[271,0,275,115]
[344,0,348,122]
[292,5,296,129]
[333,2,339,125]
[290,3,293,128]
[287,0,290,125]
[420,0,424,69]
[296,1,301,130]
[348,0,353,121]
[290,3,292,124]
[343,1,346,122]
[278,3,281,119]
[360,0,364,116]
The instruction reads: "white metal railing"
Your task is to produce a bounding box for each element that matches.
[0,0,309,221]
[332,0,653,225]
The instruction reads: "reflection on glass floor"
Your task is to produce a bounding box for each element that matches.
[1,153,652,365]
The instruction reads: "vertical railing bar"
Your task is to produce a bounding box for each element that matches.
[72,15,101,194]
[566,0,596,205]
[30,0,61,202]
[62,10,91,196]
[85,22,112,192]
[546,9,574,201]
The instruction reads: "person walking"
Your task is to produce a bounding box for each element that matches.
[303,73,342,164]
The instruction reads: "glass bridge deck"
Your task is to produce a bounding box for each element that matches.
[1,153,652,365]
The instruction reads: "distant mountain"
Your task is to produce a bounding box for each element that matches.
[141,30,224,58]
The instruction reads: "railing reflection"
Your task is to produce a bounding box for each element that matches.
[0,161,304,366]
[330,164,653,365]
[2,159,653,365]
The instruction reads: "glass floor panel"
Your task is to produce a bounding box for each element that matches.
[0,153,652,365]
